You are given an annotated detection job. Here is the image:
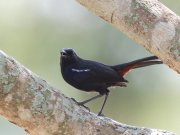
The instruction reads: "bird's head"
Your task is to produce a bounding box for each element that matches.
[60,48,79,66]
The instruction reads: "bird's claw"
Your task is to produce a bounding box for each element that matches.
[97,112,105,117]
[77,102,90,111]
[71,98,90,111]
[71,98,78,103]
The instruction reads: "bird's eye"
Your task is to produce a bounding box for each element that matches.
[61,48,75,57]
[61,52,67,56]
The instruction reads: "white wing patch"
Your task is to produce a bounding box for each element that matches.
[72,68,91,72]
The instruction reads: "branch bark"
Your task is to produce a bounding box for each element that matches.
[0,51,176,134]
[77,0,180,73]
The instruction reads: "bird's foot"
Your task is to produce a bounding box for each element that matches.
[77,102,90,112]
[97,112,105,117]
[71,98,90,111]
[71,98,79,103]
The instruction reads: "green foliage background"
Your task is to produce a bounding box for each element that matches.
[0,0,180,134]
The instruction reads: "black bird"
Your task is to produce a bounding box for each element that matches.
[60,48,162,116]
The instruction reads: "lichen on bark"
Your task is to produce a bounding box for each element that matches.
[0,50,176,135]
[77,0,180,73]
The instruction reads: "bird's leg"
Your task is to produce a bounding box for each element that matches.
[70,98,90,111]
[78,94,103,105]
[98,92,109,116]
[71,95,103,111]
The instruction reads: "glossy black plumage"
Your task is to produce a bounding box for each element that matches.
[60,48,162,115]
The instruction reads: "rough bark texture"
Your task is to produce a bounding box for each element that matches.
[0,51,176,135]
[77,0,180,73]
[0,1,179,135]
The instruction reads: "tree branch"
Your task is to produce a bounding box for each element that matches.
[0,51,176,134]
[76,0,180,73]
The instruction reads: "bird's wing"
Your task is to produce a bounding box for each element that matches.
[71,60,123,84]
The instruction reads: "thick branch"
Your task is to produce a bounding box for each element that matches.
[0,52,175,134]
[77,0,180,73]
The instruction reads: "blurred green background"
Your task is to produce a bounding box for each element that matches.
[0,0,180,134]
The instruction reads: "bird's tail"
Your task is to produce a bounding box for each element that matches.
[111,56,162,76]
